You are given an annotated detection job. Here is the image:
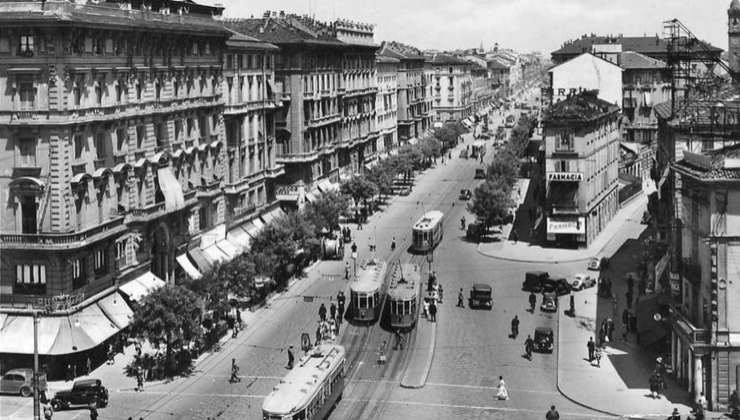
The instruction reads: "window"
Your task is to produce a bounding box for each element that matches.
[555,160,569,172]
[115,80,124,103]
[95,132,106,159]
[115,239,128,270]
[18,78,34,109]
[18,137,36,167]
[556,131,574,151]
[226,54,233,70]
[20,195,37,234]
[174,120,182,141]
[73,80,83,106]
[116,128,127,151]
[72,258,87,289]
[199,116,207,138]
[15,264,46,295]
[74,134,85,159]
[95,79,103,105]
[94,248,107,275]
[187,118,194,138]
[136,79,143,100]
[19,34,33,55]
[137,125,145,148]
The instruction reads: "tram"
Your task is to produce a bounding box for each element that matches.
[262,343,346,420]
[411,211,444,253]
[387,263,422,331]
[349,258,388,323]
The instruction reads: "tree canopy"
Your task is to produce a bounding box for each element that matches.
[340,175,378,204]
[364,163,395,197]
[468,178,515,228]
[303,190,350,233]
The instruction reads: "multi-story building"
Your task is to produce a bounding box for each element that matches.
[0,0,229,377]
[620,51,671,146]
[225,12,378,205]
[375,48,398,157]
[543,91,620,247]
[430,54,472,122]
[380,42,430,145]
[218,30,284,263]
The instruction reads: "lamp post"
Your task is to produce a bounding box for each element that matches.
[32,310,40,420]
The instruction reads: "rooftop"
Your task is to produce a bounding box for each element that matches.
[382,41,426,60]
[620,51,667,70]
[543,90,620,124]
[551,34,722,57]
[430,53,470,66]
[673,143,740,181]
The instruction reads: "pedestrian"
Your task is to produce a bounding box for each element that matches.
[668,408,680,420]
[510,315,519,338]
[315,324,322,345]
[43,403,53,420]
[696,391,707,410]
[626,289,633,310]
[587,336,595,361]
[229,358,240,383]
[86,356,92,376]
[429,300,437,322]
[318,303,327,321]
[495,376,509,400]
[594,347,602,367]
[524,335,533,360]
[287,346,294,370]
[423,299,430,319]
[345,262,350,280]
[622,309,630,332]
[89,403,99,420]
[598,327,606,347]
[330,302,337,320]
[606,318,614,342]
[135,369,143,392]
[545,405,560,420]
[529,292,536,312]
[457,288,465,308]
[438,283,443,302]
[511,229,518,244]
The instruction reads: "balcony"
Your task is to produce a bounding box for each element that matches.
[0,216,126,250]
[232,202,257,217]
[10,109,49,123]
[670,309,710,350]
[128,202,166,222]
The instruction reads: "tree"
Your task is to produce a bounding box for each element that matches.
[340,175,378,207]
[303,191,350,233]
[364,163,395,198]
[193,256,259,313]
[468,179,515,231]
[487,149,519,187]
[130,284,203,375]
[397,144,424,171]
[419,137,442,163]
[434,122,467,149]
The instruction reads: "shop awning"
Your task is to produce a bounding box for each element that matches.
[304,190,319,203]
[547,182,579,209]
[0,315,39,354]
[72,304,120,349]
[215,239,240,260]
[97,292,134,329]
[188,248,213,274]
[203,243,230,265]
[317,179,338,194]
[176,254,202,280]
[157,167,185,212]
[243,221,262,238]
[227,227,252,252]
[120,271,166,302]
[252,218,266,231]
[260,207,286,225]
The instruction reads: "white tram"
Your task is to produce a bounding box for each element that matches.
[387,263,421,331]
[262,343,346,420]
[411,211,444,253]
[349,258,388,323]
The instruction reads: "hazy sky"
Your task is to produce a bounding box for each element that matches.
[210,0,729,55]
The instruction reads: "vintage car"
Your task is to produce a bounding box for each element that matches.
[0,368,46,397]
[540,292,558,312]
[469,283,492,309]
[474,168,486,179]
[588,256,610,271]
[51,379,109,411]
[542,278,572,296]
[459,189,472,200]
[570,273,597,291]
[522,271,550,293]
[534,327,554,353]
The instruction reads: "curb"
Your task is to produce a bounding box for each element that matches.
[555,307,622,418]
[475,245,593,264]
[399,321,437,389]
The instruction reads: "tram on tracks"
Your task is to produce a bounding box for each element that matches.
[262,343,346,420]
[387,263,422,331]
[349,258,388,323]
[411,210,444,253]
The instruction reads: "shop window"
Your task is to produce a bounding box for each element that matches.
[15,264,46,295]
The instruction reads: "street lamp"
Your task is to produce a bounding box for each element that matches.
[32,310,40,420]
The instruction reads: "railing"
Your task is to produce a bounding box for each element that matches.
[232,203,256,217]
[129,202,165,217]
[0,216,125,247]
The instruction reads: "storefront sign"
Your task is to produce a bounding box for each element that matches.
[547,172,583,182]
[36,293,86,312]
[546,217,586,234]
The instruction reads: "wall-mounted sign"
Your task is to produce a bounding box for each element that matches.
[547,217,586,234]
[547,172,583,182]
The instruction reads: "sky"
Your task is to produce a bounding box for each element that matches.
[210,0,730,56]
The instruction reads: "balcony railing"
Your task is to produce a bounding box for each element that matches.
[129,202,165,217]
[0,216,126,249]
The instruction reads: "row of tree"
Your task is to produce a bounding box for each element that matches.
[468,115,536,232]
[127,129,459,375]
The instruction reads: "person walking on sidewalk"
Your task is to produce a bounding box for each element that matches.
[587,337,595,361]
[545,405,560,420]
[524,335,533,360]
[495,376,509,400]
[667,408,680,420]
[287,346,295,370]
[529,292,537,313]
[510,315,519,338]
[329,302,337,321]
[457,288,465,308]
[318,303,327,322]
[594,347,602,367]
[429,300,437,322]
[626,289,633,310]
[229,358,241,383]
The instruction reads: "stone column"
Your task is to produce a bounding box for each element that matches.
[694,354,703,398]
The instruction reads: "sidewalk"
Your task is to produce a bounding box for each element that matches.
[400,314,437,389]
[478,193,648,264]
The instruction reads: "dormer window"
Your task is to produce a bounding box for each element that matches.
[19,34,33,56]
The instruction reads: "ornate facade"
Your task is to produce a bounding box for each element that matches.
[375,50,399,158]
[429,53,473,122]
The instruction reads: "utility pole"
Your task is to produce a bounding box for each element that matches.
[33,310,40,420]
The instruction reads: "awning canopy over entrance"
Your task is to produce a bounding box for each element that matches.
[188,248,213,274]
[260,207,287,226]
[227,227,252,252]
[176,254,202,280]
[316,179,339,194]
[120,271,166,302]
[157,167,185,212]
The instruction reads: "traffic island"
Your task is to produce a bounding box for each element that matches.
[400,316,437,389]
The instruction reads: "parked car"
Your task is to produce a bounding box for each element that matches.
[0,368,46,397]
[522,271,550,293]
[474,168,486,179]
[571,273,597,291]
[587,256,610,271]
[50,379,108,411]
[540,292,558,312]
[469,283,493,309]
[542,278,572,296]
[459,189,472,200]
[397,186,411,196]
[466,222,483,242]
[533,327,554,353]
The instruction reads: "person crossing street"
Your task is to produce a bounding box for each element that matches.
[510,315,519,338]
[229,358,241,383]
[529,291,537,312]
[457,288,465,308]
[524,335,534,360]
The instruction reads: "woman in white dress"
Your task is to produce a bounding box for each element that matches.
[496,376,509,400]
